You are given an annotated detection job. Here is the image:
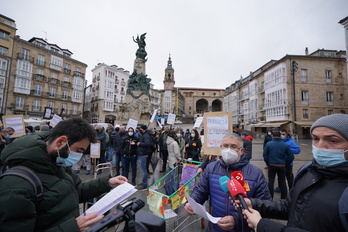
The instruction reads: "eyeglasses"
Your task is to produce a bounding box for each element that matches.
[222,144,241,150]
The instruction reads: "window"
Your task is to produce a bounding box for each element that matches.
[72,105,78,114]
[341,110,346,114]
[49,87,56,98]
[37,54,45,66]
[48,101,55,109]
[303,109,308,119]
[0,30,10,40]
[328,110,333,115]
[301,91,308,104]
[326,91,333,105]
[22,49,30,60]
[300,69,307,82]
[33,99,40,111]
[61,103,67,112]
[15,97,25,109]
[0,46,8,56]
[325,70,332,83]
[0,59,7,75]
[34,84,42,95]
[62,90,68,100]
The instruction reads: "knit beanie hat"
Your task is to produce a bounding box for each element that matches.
[310,114,348,140]
[241,132,248,136]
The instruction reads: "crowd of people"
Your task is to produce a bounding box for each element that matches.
[0,113,347,231]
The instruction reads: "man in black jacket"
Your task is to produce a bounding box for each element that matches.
[113,126,127,176]
[243,114,348,232]
[136,125,152,190]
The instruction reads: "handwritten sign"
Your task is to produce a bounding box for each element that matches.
[126,118,138,130]
[3,115,26,138]
[193,117,203,128]
[167,113,176,125]
[49,114,62,128]
[90,143,101,158]
[203,112,232,156]
[180,164,197,190]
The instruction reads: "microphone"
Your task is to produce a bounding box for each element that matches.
[219,176,233,197]
[231,171,244,187]
[84,199,145,232]
[228,179,250,212]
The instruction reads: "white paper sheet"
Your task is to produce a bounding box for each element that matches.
[85,182,137,216]
[185,193,222,224]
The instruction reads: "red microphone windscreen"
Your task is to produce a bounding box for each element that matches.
[231,171,245,186]
[228,179,247,198]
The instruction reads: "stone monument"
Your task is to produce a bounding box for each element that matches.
[119,33,153,124]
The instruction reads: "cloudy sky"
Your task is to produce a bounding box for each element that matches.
[2,0,347,90]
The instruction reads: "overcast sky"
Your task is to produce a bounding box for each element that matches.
[2,0,347,89]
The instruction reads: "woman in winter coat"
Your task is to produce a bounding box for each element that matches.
[185,129,202,161]
[165,130,182,195]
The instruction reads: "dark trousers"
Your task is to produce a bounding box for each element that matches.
[268,165,287,199]
[161,150,168,171]
[146,152,153,172]
[121,155,137,183]
[286,165,294,191]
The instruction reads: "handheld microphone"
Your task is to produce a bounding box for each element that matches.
[231,171,244,187]
[219,176,232,196]
[228,179,250,212]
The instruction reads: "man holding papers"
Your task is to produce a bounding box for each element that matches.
[184,133,270,232]
[0,118,128,232]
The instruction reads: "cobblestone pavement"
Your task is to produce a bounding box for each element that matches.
[78,133,314,232]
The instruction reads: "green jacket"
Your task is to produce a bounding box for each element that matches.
[0,132,111,232]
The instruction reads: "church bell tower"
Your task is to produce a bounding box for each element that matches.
[163,55,175,90]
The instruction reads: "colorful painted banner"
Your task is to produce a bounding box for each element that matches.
[147,191,164,218]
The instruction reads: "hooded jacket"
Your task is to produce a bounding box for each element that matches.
[251,161,348,232]
[0,132,111,232]
[190,154,271,232]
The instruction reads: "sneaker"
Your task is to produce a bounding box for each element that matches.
[75,170,80,174]
[136,185,147,190]
[86,170,90,175]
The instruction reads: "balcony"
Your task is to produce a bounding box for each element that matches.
[61,81,72,88]
[73,71,85,78]
[115,89,119,93]
[115,79,119,84]
[48,77,60,85]
[121,81,126,86]
[49,63,62,72]
[258,86,264,93]
[93,77,96,83]
[36,60,46,67]
[120,90,125,95]
[30,89,42,96]
[32,106,42,111]
[33,74,47,82]
[17,53,34,63]
[64,68,71,75]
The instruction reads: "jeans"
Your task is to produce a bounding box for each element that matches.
[106,146,115,161]
[112,152,122,176]
[268,165,287,199]
[138,155,148,187]
[122,155,137,183]
[98,149,106,164]
[161,150,168,171]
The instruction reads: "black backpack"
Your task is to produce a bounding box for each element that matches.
[0,166,43,203]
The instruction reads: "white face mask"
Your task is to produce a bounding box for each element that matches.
[128,132,133,136]
[221,148,240,165]
[176,133,181,137]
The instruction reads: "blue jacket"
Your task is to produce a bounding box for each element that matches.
[137,130,151,156]
[263,138,294,166]
[283,137,300,166]
[190,155,271,232]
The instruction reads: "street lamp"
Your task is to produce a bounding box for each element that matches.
[59,107,65,117]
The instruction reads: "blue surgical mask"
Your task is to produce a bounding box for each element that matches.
[4,135,10,139]
[191,133,195,138]
[268,132,271,135]
[56,143,83,167]
[281,135,286,140]
[312,145,348,167]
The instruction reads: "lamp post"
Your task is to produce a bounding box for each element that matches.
[291,60,298,134]
[59,107,65,117]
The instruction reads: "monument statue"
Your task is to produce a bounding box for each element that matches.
[133,33,147,61]
[126,69,151,98]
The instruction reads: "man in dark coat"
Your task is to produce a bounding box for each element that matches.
[113,126,127,176]
[136,125,152,190]
[0,118,127,231]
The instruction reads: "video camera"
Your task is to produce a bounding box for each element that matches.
[84,198,165,232]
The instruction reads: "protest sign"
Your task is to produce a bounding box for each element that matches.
[2,115,26,137]
[126,118,138,130]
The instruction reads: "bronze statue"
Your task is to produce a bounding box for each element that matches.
[133,33,147,61]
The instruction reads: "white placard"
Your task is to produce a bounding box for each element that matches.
[150,109,158,123]
[3,115,26,137]
[206,116,229,148]
[193,117,204,128]
[157,120,163,129]
[161,118,165,125]
[126,118,138,130]
[167,113,176,125]
[49,114,62,128]
[90,142,101,158]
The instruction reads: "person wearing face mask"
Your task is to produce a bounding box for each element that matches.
[242,114,348,232]
[0,118,128,232]
[120,127,139,185]
[185,133,271,232]
[263,130,294,199]
[279,128,300,191]
[175,128,185,159]
[185,129,202,162]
